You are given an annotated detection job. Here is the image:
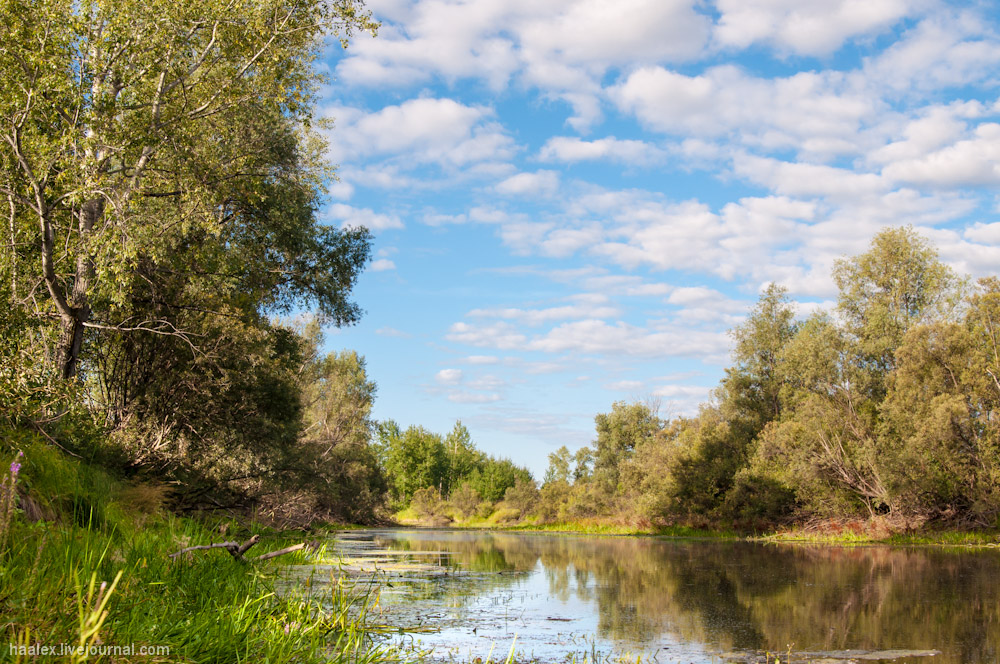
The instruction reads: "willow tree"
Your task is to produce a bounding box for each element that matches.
[1,0,376,380]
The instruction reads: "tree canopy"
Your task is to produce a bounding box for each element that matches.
[1,0,377,379]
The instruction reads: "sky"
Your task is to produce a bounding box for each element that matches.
[316,0,1000,478]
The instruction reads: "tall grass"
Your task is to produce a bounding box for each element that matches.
[0,435,404,663]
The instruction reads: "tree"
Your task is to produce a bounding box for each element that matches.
[720,283,797,433]
[592,401,661,494]
[445,421,484,491]
[833,226,959,397]
[378,425,449,505]
[1,0,377,379]
[294,340,386,523]
[543,446,573,485]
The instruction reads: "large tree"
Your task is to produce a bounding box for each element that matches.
[1,0,376,380]
[832,226,959,397]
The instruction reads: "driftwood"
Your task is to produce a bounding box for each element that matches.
[256,543,305,561]
[168,534,309,562]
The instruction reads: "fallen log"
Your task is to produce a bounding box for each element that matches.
[168,534,260,560]
[256,543,305,561]
[168,535,308,562]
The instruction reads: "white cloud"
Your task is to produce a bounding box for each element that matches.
[714,0,914,56]
[652,384,714,414]
[463,355,500,365]
[335,0,711,130]
[496,170,560,196]
[325,98,516,168]
[731,154,887,199]
[863,12,1000,93]
[448,391,502,404]
[964,222,1000,244]
[610,65,878,157]
[375,326,410,337]
[604,380,644,391]
[538,136,665,164]
[881,122,1000,187]
[370,258,397,271]
[447,322,528,350]
[449,317,729,359]
[324,203,404,231]
[467,297,621,326]
[436,368,464,384]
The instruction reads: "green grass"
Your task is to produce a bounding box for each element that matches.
[757,525,1000,547]
[885,530,1000,547]
[0,433,403,664]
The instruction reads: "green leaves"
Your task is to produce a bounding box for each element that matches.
[1,0,376,378]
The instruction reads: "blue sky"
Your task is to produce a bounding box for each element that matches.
[315,0,1000,478]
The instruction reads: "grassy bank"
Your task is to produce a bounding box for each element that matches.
[0,433,397,664]
[395,507,1000,546]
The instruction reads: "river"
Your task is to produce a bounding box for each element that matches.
[281,529,1000,663]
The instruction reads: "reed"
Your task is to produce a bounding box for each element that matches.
[0,439,406,664]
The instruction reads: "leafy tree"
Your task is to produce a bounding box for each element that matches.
[833,226,959,397]
[0,0,376,380]
[292,340,386,523]
[450,482,482,520]
[377,424,448,506]
[445,421,484,491]
[468,457,533,503]
[543,446,573,485]
[592,401,661,494]
[720,284,797,436]
[502,478,540,520]
[573,446,594,483]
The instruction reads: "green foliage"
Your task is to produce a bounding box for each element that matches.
[719,284,797,441]
[0,433,400,664]
[467,457,533,503]
[449,482,483,520]
[377,424,448,506]
[377,419,533,516]
[528,228,995,532]
[543,446,573,485]
[410,486,448,521]
[501,478,540,520]
[833,226,960,397]
[1,0,376,379]
[592,401,662,494]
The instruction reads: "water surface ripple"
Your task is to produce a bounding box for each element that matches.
[282,529,1000,663]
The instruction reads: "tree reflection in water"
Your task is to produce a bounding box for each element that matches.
[329,530,1000,663]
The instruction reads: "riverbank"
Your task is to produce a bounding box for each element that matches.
[393,510,1000,547]
[0,434,398,664]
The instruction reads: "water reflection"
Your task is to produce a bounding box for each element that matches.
[300,530,1000,663]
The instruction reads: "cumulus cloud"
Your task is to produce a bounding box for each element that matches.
[325,98,516,169]
[324,203,404,231]
[496,170,560,196]
[881,122,1000,187]
[436,368,464,384]
[448,317,729,359]
[863,12,1000,93]
[538,136,665,164]
[610,65,879,157]
[652,383,714,414]
[714,0,914,56]
[335,0,711,129]
[468,296,621,326]
[370,258,397,271]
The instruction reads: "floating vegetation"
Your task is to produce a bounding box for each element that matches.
[279,529,997,664]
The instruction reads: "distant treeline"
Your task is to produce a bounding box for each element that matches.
[531,227,1000,530]
[6,226,1000,530]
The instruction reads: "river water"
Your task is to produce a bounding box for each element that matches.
[281,529,1000,663]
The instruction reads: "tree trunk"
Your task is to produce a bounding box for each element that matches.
[55,197,104,379]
